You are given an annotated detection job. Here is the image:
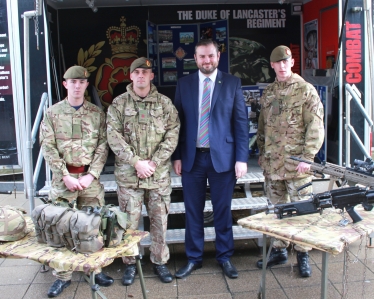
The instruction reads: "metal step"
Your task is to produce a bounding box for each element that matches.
[141,194,268,216]
[139,225,262,246]
[36,170,265,196]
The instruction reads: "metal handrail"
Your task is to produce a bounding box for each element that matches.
[344,83,372,164]
[32,93,49,187]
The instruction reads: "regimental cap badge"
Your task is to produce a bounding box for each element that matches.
[270,45,292,62]
[63,66,90,79]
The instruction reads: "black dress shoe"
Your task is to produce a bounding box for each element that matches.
[122,264,137,286]
[257,248,288,269]
[175,262,202,278]
[153,264,173,283]
[297,251,312,277]
[47,279,71,298]
[95,272,114,287]
[220,260,238,279]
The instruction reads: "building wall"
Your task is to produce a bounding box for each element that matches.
[303,0,339,69]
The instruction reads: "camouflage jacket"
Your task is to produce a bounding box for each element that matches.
[257,73,324,180]
[39,98,108,179]
[106,83,180,189]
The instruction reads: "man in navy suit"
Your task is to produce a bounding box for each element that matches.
[172,39,248,279]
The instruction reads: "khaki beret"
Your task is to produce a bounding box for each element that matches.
[270,45,292,62]
[63,66,90,79]
[130,57,152,73]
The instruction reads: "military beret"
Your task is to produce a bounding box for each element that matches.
[270,45,292,62]
[130,57,152,73]
[63,66,90,79]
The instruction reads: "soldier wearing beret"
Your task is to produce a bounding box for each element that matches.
[106,57,180,285]
[40,66,113,297]
[256,46,324,277]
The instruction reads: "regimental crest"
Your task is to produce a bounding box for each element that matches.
[106,16,141,55]
[174,47,187,61]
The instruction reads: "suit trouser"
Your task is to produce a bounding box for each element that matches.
[117,186,171,265]
[265,177,313,252]
[182,151,237,263]
[50,174,105,281]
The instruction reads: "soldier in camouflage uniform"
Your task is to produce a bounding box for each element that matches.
[256,46,324,277]
[40,66,114,297]
[106,57,180,285]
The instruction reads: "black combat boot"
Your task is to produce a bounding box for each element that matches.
[47,279,71,298]
[297,251,312,277]
[256,248,288,268]
[153,264,173,283]
[95,272,114,287]
[122,264,137,286]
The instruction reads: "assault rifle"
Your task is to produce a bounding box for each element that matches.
[267,186,374,223]
[289,156,374,188]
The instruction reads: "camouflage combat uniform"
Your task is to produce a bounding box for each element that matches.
[257,72,324,251]
[39,98,108,279]
[106,83,180,265]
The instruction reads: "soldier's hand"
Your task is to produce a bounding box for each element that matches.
[173,160,182,176]
[78,173,95,189]
[235,161,247,179]
[63,175,83,192]
[296,162,311,174]
[135,160,155,178]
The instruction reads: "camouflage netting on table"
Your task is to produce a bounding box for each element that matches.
[237,206,374,255]
[0,217,148,274]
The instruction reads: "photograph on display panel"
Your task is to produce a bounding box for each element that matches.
[304,19,318,69]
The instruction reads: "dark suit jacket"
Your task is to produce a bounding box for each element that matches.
[172,70,248,173]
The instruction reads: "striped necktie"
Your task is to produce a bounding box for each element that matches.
[199,77,211,147]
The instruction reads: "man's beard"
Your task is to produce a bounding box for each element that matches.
[198,63,217,75]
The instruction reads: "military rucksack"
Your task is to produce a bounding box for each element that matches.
[0,205,28,242]
[31,204,73,247]
[31,204,127,254]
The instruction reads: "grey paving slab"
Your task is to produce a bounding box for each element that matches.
[283,284,342,299]
[0,284,30,299]
[176,273,229,297]
[233,289,288,299]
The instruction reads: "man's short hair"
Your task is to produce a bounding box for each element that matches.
[195,39,219,53]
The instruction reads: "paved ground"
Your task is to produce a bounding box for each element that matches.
[1,191,374,299]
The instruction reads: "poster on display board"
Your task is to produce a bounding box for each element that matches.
[0,0,18,167]
[147,21,158,85]
[153,20,228,86]
[242,85,267,155]
[304,19,318,70]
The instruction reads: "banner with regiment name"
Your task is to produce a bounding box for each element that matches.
[149,4,301,86]
[57,3,301,105]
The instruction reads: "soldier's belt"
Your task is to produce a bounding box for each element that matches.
[66,165,89,174]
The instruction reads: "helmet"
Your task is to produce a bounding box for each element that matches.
[0,205,27,241]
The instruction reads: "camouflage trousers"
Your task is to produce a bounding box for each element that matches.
[50,178,105,281]
[49,172,105,206]
[117,185,171,265]
[265,177,313,252]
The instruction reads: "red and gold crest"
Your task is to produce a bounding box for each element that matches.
[77,16,141,107]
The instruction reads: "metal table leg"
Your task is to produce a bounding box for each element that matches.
[321,252,329,299]
[136,255,148,299]
[82,272,107,299]
[258,235,274,299]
